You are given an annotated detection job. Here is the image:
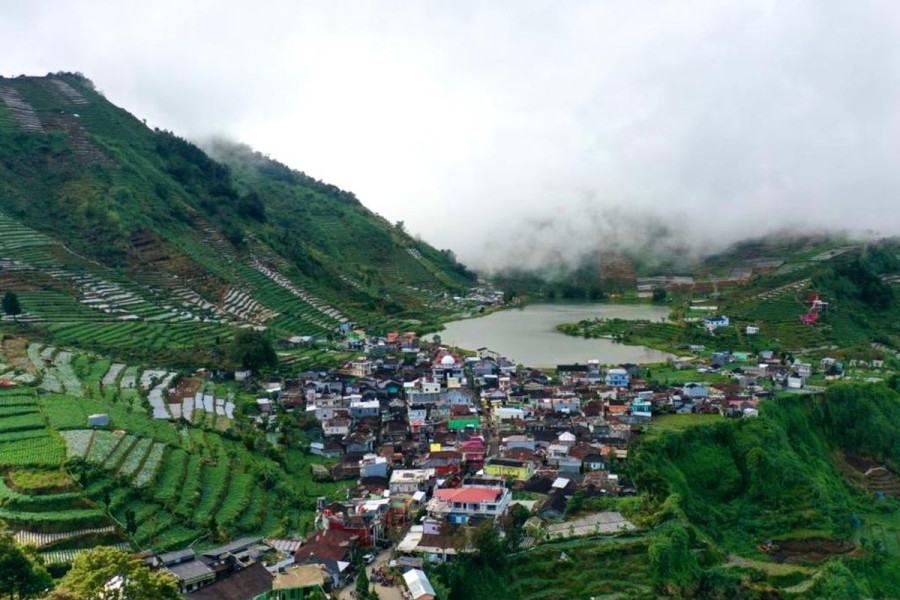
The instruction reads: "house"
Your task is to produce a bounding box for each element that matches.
[787,375,806,389]
[711,352,731,368]
[793,362,813,377]
[484,457,535,481]
[460,436,487,469]
[582,453,607,471]
[156,549,215,593]
[310,440,343,459]
[429,485,511,524]
[416,451,463,476]
[493,406,526,422]
[502,435,536,452]
[293,529,359,588]
[272,564,328,599]
[322,418,350,437]
[551,395,581,413]
[447,415,480,431]
[359,454,388,479]
[703,315,730,329]
[348,357,373,378]
[605,368,629,387]
[349,399,379,419]
[682,383,708,399]
[745,325,759,335]
[186,562,272,600]
[403,569,436,600]
[389,469,436,495]
[557,456,583,474]
[537,491,568,520]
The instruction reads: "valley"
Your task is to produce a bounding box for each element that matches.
[2,73,900,600]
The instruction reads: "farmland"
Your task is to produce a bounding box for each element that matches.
[0,340,353,563]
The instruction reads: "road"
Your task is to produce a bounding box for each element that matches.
[336,550,403,600]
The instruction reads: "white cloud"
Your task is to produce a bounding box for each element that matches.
[2,1,899,272]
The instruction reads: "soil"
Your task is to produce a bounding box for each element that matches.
[772,537,856,564]
[845,454,900,496]
[168,376,201,404]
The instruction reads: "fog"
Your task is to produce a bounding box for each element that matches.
[2,1,900,273]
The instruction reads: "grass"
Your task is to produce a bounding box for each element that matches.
[510,537,654,600]
[646,413,725,438]
[7,469,73,493]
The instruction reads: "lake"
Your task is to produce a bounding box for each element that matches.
[435,303,672,368]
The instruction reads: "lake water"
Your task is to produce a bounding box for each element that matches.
[436,303,672,368]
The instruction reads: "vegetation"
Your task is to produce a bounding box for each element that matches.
[0,528,53,599]
[629,383,900,597]
[49,547,179,600]
[228,329,277,371]
[0,74,476,369]
[2,291,22,318]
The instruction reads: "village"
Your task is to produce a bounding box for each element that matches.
[132,315,883,600]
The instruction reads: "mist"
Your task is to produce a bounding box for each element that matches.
[2,1,900,274]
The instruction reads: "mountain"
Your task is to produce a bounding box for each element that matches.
[0,73,475,364]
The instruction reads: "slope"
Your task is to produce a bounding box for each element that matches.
[0,73,475,364]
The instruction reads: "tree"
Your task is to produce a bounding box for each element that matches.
[54,547,180,600]
[355,556,374,600]
[125,509,137,537]
[648,523,700,595]
[2,291,22,320]
[565,490,585,518]
[228,330,277,372]
[652,287,667,303]
[0,533,52,599]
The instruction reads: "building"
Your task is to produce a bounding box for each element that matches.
[390,469,436,495]
[403,569,436,600]
[359,454,388,479]
[186,562,272,600]
[271,564,328,599]
[349,399,380,419]
[428,486,512,524]
[703,315,730,329]
[484,457,535,481]
[605,368,629,387]
[157,549,214,593]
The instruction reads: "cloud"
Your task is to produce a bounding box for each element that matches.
[1,1,899,273]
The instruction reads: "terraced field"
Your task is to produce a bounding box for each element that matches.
[0,338,351,559]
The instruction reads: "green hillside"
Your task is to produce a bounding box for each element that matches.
[436,384,900,599]
[0,73,475,364]
[0,341,350,566]
[626,383,900,598]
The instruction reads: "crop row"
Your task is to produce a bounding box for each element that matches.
[86,431,125,465]
[41,395,87,429]
[0,478,84,512]
[60,430,94,459]
[0,506,108,533]
[132,443,166,487]
[118,437,153,479]
[0,412,46,433]
[102,435,138,472]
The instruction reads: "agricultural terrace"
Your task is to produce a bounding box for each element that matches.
[0,342,351,559]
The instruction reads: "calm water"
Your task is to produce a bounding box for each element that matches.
[436,303,672,368]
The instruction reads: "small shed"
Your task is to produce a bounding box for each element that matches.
[88,413,109,427]
[403,568,436,600]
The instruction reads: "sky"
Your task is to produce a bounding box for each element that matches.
[2,1,900,273]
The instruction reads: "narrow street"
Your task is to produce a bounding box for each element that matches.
[336,550,403,600]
